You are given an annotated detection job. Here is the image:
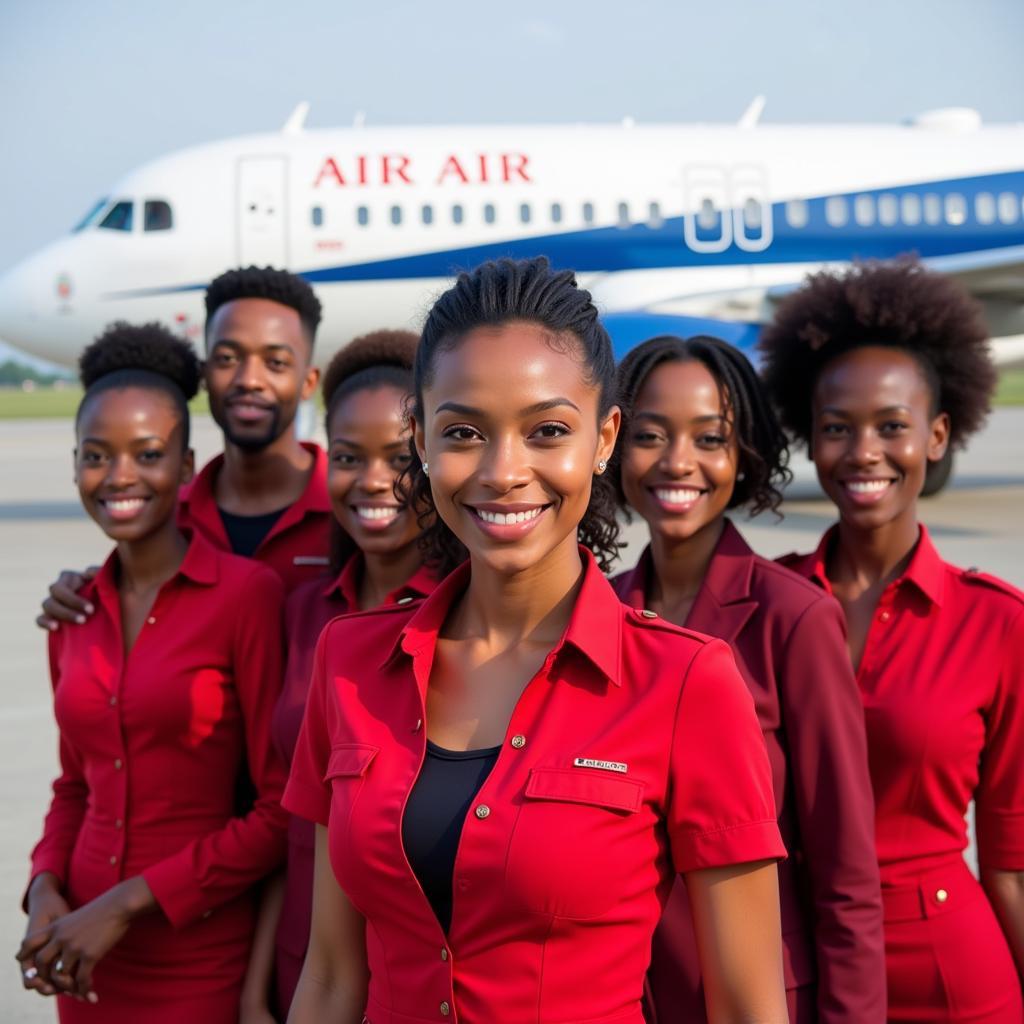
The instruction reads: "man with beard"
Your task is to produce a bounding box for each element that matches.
[37,268,332,632]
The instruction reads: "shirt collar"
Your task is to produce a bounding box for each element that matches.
[384,547,623,686]
[808,522,945,606]
[323,553,438,610]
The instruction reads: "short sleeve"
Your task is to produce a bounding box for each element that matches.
[283,625,334,826]
[666,638,785,874]
[976,606,1024,870]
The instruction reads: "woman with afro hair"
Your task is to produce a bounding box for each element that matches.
[17,323,288,1022]
[761,260,1024,1023]
[240,330,449,1021]
[611,335,884,1023]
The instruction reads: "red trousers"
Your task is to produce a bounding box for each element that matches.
[883,860,1022,1023]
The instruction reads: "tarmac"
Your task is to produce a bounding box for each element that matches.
[1,410,1022,1021]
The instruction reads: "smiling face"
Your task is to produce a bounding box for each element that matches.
[75,386,194,543]
[621,359,739,544]
[413,322,619,578]
[327,384,420,557]
[811,346,949,530]
[204,297,319,451]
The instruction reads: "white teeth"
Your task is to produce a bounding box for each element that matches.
[654,488,703,505]
[104,499,145,513]
[476,507,543,525]
[356,506,398,520]
[846,480,891,494]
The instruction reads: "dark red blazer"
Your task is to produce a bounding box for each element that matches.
[612,520,885,1023]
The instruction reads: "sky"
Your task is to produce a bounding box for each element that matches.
[0,0,1022,362]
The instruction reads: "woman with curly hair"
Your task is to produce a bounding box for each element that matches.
[611,335,885,1023]
[17,323,288,1021]
[240,329,449,1021]
[761,260,1024,1023]
[283,258,790,1023]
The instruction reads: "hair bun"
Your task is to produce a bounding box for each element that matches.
[79,321,201,400]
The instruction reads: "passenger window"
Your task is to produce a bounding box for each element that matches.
[421,204,434,226]
[877,194,898,227]
[854,195,875,227]
[617,202,630,227]
[483,203,496,224]
[144,200,173,232]
[356,206,370,227]
[974,192,996,225]
[520,203,532,224]
[647,201,663,228]
[452,204,464,225]
[900,193,922,226]
[99,200,134,232]
[311,206,324,228]
[696,198,719,230]
[550,202,563,224]
[582,202,595,225]
[825,196,848,228]
[742,197,762,230]
[944,193,967,226]
[997,192,1019,224]
[923,194,942,225]
[785,199,808,229]
[390,205,402,226]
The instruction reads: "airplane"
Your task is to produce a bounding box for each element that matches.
[1,100,1023,458]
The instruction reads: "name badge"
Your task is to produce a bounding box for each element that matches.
[573,757,627,774]
[293,555,330,566]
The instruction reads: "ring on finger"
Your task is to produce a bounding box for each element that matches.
[23,966,38,981]
[54,959,65,974]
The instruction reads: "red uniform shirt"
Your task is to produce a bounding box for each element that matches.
[285,550,784,1024]
[271,556,438,1014]
[31,531,289,927]
[782,525,1024,885]
[613,520,884,1022]
[177,442,331,593]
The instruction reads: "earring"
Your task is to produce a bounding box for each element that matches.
[422,462,429,477]
[596,459,607,474]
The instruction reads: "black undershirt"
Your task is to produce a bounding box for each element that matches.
[402,741,501,933]
[219,506,287,558]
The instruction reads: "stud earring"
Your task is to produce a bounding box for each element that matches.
[422,462,429,477]
[597,459,607,474]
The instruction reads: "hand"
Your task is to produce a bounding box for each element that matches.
[17,874,69,998]
[19,876,152,1002]
[36,567,99,632]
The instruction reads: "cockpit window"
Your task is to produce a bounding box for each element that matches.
[98,201,134,232]
[73,197,110,232]
[144,200,173,232]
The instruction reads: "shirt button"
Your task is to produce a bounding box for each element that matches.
[146,616,156,625]
[397,596,414,605]
[640,609,658,618]
[879,611,891,622]
[510,734,526,749]
[109,855,117,865]
[115,819,123,829]
[936,888,949,903]
[474,804,491,820]
[113,758,123,770]
[109,695,118,707]
[440,1001,451,1016]
[440,947,448,961]
[413,718,423,732]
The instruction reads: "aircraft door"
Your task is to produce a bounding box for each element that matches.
[684,166,732,253]
[731,165,773,252]
[237,156,289,266]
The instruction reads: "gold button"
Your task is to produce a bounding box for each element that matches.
[146,616,156,625]
[114,758,123,770]
[474,804,491,820]
[440,948,448,961]
[879,611,891,623]
[640,609,657,618]
[440,1001,450,1016]
[936,888,949,903]
[511,734,526,749]
[413,718,423,732]
[109,855,117,865]
[397,596,414,605]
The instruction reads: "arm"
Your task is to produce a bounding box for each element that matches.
[287,825,367,1024]
[687,861,787,1024]
[980,869,1024,976]
[240,873,286,1024]
[666,640,788,1022]
[142,569,289,927]
[36,568,98,631]
[779,595,886,1021]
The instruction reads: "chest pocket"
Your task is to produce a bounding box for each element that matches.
[505,766,647,920]
[324,744,378,833]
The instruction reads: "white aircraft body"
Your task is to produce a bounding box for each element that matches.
[1,103,1023,369]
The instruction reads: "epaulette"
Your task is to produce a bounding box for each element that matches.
[623,607,715,644]
[959,566,1024,605]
